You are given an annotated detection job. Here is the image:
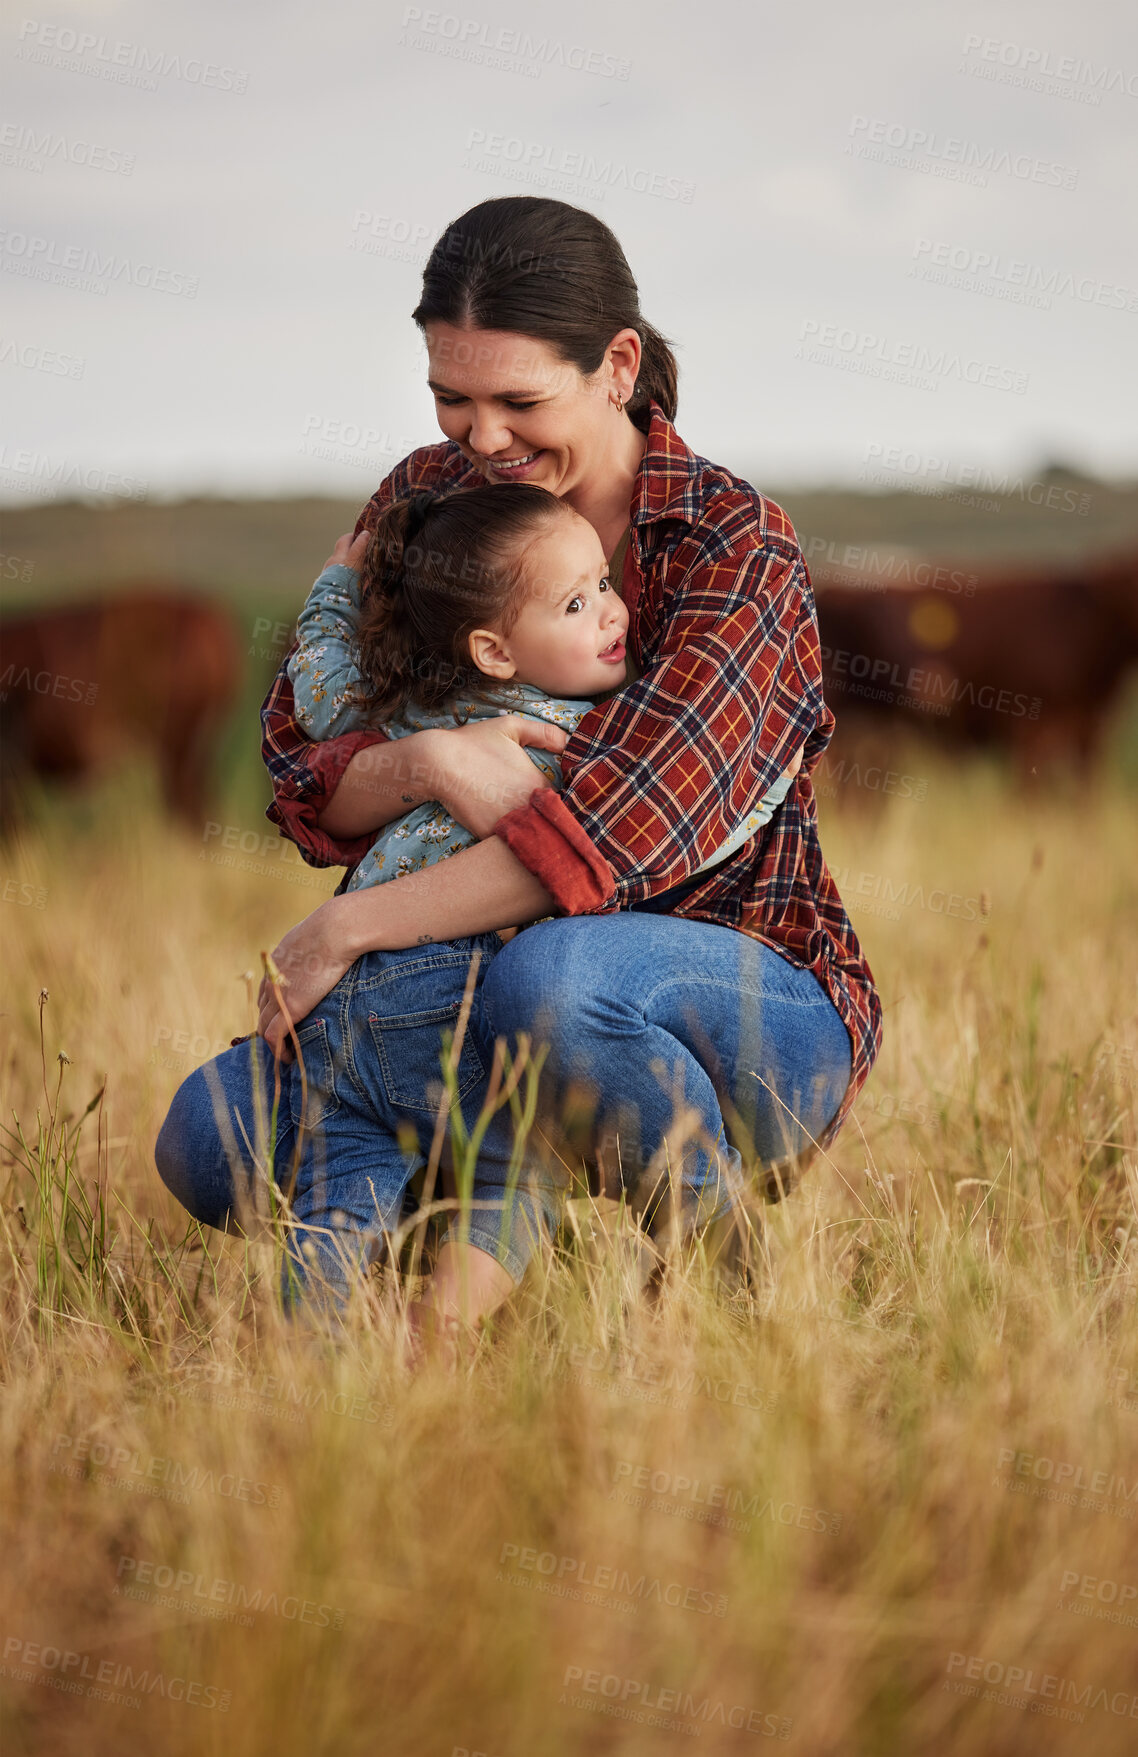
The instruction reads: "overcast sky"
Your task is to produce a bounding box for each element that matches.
[2,0,1136,508]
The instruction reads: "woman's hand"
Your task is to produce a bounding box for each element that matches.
[433,716,570,839]
[256,896,358,1059]
[321,530,370,574]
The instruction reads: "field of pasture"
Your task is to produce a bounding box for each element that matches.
[1,734,1136,1756]
[2,485,1137,1755]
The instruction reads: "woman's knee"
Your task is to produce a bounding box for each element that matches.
[750,1015,852,1163]
[482,919,620,1043]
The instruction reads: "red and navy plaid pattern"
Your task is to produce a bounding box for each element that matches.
[261,403,882,1135]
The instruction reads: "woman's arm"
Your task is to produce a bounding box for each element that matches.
[257,526,817,1043]
[313,735,448,837]
[257,836,554,1053]
[318,713,572,839]
[493,532,823,913]
[272,539,448,846]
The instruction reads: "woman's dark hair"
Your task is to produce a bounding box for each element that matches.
[412,197,678,425]
[355,482,564,720]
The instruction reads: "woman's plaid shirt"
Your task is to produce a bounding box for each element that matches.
[262,401,883,1136]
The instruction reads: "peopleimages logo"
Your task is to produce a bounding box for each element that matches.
[3,1634,231,1711]
[857,445,1093,518]
[0,447,146,500]
[115,1556,345,1629]
[796,319,1028,395]
[802,535,977,596]
[609,1460,842,1537]
[497,1542,728,1617]
[846,115,1078,190]
[811,753,929,806]
[0,229,198,297]
[945,1652,1138,1722]
[959,34,1137,102]
[1059,1569,1138,1614]
[911,239,1137,315]
[398,9,631,80]
[463,129,695,203]
[0,121,135,174]
[559,1665,792,1739]
[0,661,97,705]
[0,552,35,582]
[994,1445,1138,1512]
[348,211,432,266]
[827,865,985,924]
[15,20,249,93]
[0,336,85,377]
[50,1432,283,1508]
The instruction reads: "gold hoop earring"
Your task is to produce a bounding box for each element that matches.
[615,391,624,414]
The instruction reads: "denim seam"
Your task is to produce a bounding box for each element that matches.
[291,1018,341,1128]
[349,950,492,993]
[336,983,378,1115]
[639,974,830,1015]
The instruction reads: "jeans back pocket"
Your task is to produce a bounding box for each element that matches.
[365,953,489,1119]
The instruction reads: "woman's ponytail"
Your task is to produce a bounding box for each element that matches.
[632,320,678,424]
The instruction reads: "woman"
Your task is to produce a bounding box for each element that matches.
[157,196,881,1329]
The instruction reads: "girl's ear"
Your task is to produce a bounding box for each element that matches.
[467,627,517,681]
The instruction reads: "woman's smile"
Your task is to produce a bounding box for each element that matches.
[423,321,644,523]
[482,448,545,481]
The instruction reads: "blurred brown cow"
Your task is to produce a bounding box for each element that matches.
[0,588,242,829]
[815,551,1138,775]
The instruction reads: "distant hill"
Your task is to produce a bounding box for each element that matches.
[767,467,1137,571]
[2,472,1136,612]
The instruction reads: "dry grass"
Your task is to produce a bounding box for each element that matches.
[1,750,1136,1757]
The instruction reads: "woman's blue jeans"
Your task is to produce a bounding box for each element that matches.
[155,915,851,1309]
[479,914,852,1232]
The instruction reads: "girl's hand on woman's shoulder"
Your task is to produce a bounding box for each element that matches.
[321,530,370,574]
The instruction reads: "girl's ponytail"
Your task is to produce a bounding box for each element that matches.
[354,498,449,721]
[355,482,563,721]
[364,491,443,600]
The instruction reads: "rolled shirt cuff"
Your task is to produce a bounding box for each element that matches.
[267,728,390,870]
[492,788,617,915]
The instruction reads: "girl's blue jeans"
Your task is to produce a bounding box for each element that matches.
[154,932,548,1310]
[155,915,852,1310]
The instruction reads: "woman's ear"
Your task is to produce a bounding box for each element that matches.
[606,327,642,400]
[467,627,517,681]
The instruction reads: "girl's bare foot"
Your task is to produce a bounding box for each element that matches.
[407,1241,516,1369]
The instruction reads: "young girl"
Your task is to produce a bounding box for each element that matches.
[272,484,794,1320]
[289,483,627,891]
[291,482,792,904]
